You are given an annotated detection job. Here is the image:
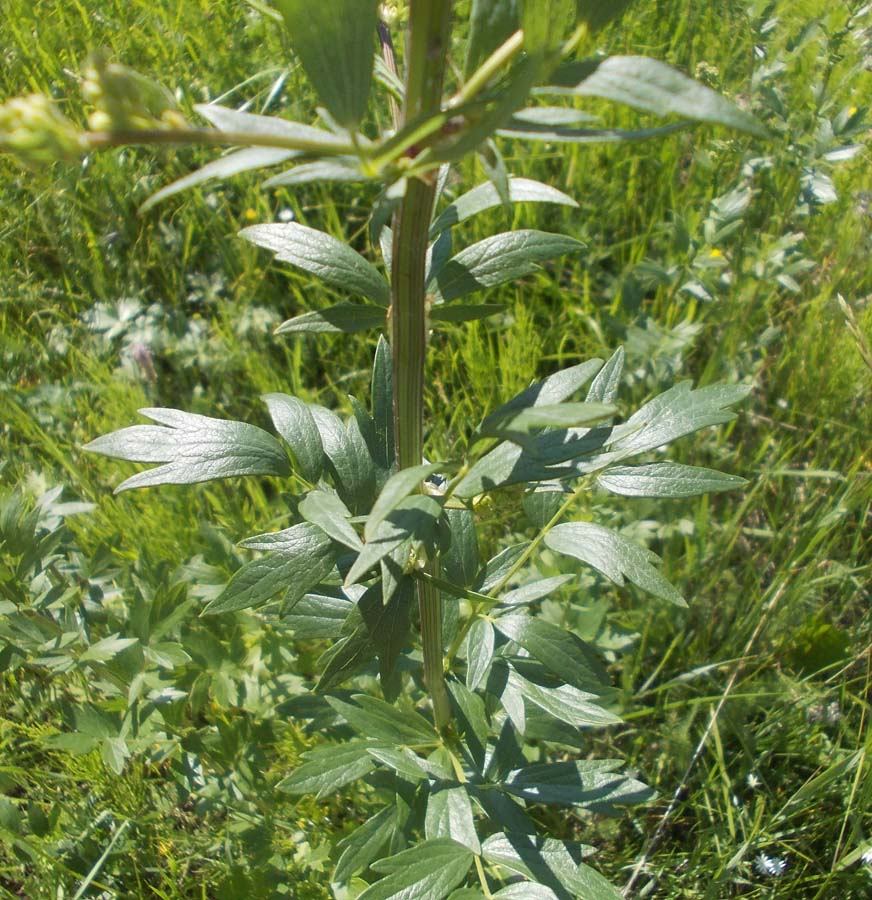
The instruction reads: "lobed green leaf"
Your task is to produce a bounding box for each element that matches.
[493,614,609,693]
[205,522,337,615]
[361,839,474,900]
[240,222,390,305]
[278,739,382,798]
[545,521,685,605]
[326,694,437,745]
[345,495,442,585]
[334,805,397,884]
[299,489,362,550]
[263,392,324,483]
[84,408,290,492]
[430,231,583,303]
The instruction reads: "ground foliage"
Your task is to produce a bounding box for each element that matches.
[0,0,870,898]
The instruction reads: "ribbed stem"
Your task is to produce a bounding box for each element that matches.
[390,176,433,470]
[390,0,453,731]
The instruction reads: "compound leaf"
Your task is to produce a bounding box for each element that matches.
[610,381,751,458]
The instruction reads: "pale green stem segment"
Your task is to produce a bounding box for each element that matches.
[86,127,359,157]
[390,0,454,732]
[449,29,524,108]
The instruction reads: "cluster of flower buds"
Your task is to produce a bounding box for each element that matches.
[81,51,187,132]
[0,94,84,166]
[378,1,406,27]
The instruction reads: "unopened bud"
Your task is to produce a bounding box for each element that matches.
[0,94,84,165]
[82,51,186,132]
[378,1,406,26]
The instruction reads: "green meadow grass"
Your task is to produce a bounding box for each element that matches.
[1,0,871,897]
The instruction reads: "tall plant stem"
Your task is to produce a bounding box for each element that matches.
[390,0,453,731]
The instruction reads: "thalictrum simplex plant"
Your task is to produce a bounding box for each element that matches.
[1,1,766,896]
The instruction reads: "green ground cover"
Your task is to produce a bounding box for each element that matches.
[1,0,870,897]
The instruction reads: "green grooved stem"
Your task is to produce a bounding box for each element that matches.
[390,0,453,731]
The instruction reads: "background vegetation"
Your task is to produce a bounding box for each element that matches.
[1,0,870,897]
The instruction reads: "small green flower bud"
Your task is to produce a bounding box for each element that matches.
[82,51,187,132]
[0,94,84,165]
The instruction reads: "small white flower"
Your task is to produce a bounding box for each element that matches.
[861,847,872,866]
[746,772,761,790]
[278,207,295,222]
[755,853,787,877]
